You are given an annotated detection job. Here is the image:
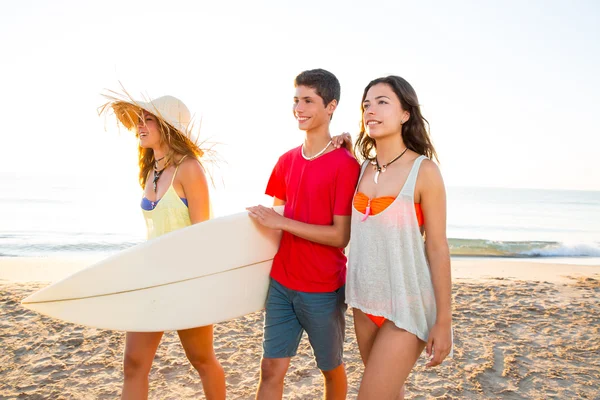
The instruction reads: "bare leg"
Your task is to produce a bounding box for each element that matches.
[178,326,226,400]
[255,357,291,400]
[352,308,379,365]
[356,322,425,400]
[321,363,347,400]
[121,332,163,400]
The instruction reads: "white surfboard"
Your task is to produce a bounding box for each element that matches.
[21,207,283,332]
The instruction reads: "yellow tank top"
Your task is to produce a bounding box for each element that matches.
[142,160,191,240]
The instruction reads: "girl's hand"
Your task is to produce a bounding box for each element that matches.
[425,320,452,367]
[331,132,353,151]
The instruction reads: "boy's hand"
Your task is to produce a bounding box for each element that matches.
[332,132,353,152]
[246,205,286,230]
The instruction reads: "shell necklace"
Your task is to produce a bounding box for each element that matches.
[302,140,332,161]
[370,148,408,184]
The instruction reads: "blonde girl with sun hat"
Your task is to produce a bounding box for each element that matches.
[99,91,225,399]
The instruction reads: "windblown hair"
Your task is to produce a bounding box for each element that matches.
[354,76,439,163]
[99,88,218,189]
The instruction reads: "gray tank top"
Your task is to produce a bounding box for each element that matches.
[346,155,437,342]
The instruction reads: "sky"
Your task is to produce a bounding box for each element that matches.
[1,0,599,216]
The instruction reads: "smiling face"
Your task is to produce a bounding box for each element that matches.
[362,83,410,140]
[136,110,162,149]
[293,85,336,132]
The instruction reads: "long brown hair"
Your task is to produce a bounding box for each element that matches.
[354,76,439,163]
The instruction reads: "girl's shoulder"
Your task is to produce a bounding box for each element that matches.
[415,156,444,193]
[418,157,439,175]
[175,156,206,184]
[406,151,438,176]
[177,154,201,167]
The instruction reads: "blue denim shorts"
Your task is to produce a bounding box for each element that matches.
[262,278,347,371]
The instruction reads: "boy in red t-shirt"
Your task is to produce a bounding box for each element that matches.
[247,69,360,400]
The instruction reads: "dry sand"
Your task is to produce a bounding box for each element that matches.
[1,257,599,399]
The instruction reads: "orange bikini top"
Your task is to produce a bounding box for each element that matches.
[353,192,424,226]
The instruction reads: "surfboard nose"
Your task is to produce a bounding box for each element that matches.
[21,290,47,305]
[21,293,43,314]
[20,280,64,305]
[22,290,42,305]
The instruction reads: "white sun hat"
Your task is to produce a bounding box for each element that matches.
[99,89,200,145]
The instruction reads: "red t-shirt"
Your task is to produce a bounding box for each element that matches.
[265,145,360,292]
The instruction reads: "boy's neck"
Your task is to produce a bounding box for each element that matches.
[303,126,332,153]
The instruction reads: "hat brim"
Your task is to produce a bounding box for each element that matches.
[99,88,205,155]
[111,99,186,134]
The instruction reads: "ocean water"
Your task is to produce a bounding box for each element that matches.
[0,175,145,258]
[446,187,600,261]
[1,174,599,263]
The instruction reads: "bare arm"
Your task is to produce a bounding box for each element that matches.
[418,160,452,366]
[177,159,210,224]
[248,199,351,248]
[281,214,351,248]
[421,161,452,323]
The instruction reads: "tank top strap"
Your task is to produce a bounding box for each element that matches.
[400,155,427,198]
[353,160,371,196]
[170,155,188,185]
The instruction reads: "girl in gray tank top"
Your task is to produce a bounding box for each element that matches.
[334,75,453,399]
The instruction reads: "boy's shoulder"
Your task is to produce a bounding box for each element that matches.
[329,148,360,170]
[277,145,302,163]
[335,147,359,163]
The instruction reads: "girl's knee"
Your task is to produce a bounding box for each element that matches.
[123,352,152,378]
[187,352,219,375]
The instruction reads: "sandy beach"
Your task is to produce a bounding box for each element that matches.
[1,257,599,399]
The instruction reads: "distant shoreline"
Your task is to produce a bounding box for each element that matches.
[1,256,598,285]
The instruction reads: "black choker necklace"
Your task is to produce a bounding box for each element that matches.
[370,148,409,184]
